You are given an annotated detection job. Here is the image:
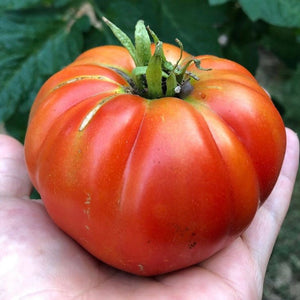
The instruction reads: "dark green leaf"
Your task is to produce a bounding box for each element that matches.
[95,0,228,55]
[4,109,29,142]
[224,42,259,75]
[0,8,87,123]
[0,0,48,10]
[219,7,264,74]
[208,0,231,5]
[158,0,227,55]
[0,0,73,10]
[260,26,300,69]
[94,0,160,49]
[238,0,300,27]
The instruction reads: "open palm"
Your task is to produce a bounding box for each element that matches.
[0,129,298,300]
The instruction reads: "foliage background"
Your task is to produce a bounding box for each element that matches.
[0,0,299,298]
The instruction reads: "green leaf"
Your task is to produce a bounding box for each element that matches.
[238,0,300,28]
[158,0,227,55]
[219,7,264,74]
[96,0,228,55]
[260,26,300,69]
[0,8,86,123]
[0,0,73,10]
[208,0,231,5]
[4,109,29,142]
[94,0,160,49]
[224,42,259,75]
[0,0,48,10]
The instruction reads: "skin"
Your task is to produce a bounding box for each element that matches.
[0,128,298,299]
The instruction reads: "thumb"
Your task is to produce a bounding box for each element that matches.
[0,134,32,198]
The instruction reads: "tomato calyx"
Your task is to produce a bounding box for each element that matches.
[102,18,210,99]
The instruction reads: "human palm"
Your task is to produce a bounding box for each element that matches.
[0,129,298,300]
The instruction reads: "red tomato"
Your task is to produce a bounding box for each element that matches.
[24,41,286,276]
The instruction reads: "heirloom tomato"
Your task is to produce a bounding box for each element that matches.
[24,19,286,276]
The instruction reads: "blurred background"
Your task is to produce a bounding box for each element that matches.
[0,1,299,298]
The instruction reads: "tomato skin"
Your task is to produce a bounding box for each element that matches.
[24,43,286,276]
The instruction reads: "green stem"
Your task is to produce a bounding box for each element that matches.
[165,72,177,97]
[102,18,211,99]
[146,42,163,99]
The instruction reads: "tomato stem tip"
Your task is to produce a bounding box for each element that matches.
[102,17,210,99]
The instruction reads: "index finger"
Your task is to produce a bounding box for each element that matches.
[0,134,32,198]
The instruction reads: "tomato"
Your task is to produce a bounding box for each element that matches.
[24,20,286,276]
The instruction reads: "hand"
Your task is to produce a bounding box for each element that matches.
[0,129,298,300]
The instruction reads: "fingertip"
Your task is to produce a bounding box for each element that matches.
[282,128,299,182]
[0,134,32,198]
[285,127,299,156]
[0,134,24,160]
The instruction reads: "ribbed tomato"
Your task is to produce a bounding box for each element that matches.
[24,20,286,276]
